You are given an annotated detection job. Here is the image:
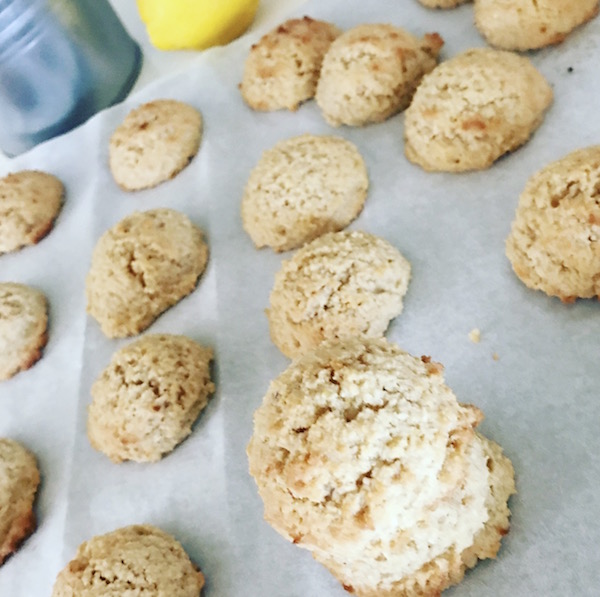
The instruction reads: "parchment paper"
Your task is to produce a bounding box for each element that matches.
[1,1,599,595]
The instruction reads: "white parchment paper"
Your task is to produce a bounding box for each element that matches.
[1,1,599,595]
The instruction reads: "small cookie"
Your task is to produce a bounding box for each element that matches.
[240,16,341,111]
[109,99,202,191]
[88,334,215,463]
[0,171,64,255]
[404,48,553,172]
[267,230,411,358]
[474,0,599,51]
[0,438,40,565]
[247,337,514,597]
[419,0,471,7]
[242,134,368,252]
[86,209,208,338]
[315,24,443,127]
[0,283,48,381]
[51,524,205,596]
[506,146,600,301]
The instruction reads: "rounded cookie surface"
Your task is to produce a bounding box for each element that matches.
[240,16,341,111]
[0,171,64,255]
[506,146,600,301]
[404,48,553,172]
[315,24,443,127]
[109,99,202,191]
[474,0,599,51]
[88,334,215,463]
[267,230,411,358]
[0,438,40,565]
[242,134,368,252]
[0,283,48,381]
[86,209,208,338]
[51,524,205,596]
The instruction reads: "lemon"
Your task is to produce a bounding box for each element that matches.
[137,0,260,51]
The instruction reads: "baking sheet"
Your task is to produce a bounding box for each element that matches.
[1,0,599,595]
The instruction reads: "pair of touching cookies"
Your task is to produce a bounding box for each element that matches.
[419,0,599,52]
[241,18,443,127]
[248,336,515,597]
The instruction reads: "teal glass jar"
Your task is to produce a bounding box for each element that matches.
[0,0,142,156]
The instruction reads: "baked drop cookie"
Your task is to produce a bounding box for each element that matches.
[474,0,599,51]
[242,134,368,252]
[247,337,515,597]
[0,283,48,381]
[267,230,411,358]
[88,334,214,463]
[0,438,40,566]
[240,16,341,111]
[404,48,553,172]
[0,171,64,255]
[86,209,208,338]
[315,24,443,127]
[109,99,202,191]
[51,524,205,596]
[506,146,600,301]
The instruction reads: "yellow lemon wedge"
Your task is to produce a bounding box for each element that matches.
[137,0,260,51]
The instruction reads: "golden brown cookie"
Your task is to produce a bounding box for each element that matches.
[267,230,411,358]
[404,48,553,172]
[86,209,208,338]
[109,99,203,191]
[0,438,40,566]
[242,134,368,252]
[315,24,443,127]
[0,171,64,255]
[474,0,599,51]
[51,524,205,596]
[88,334,215,463]
[240,16,341,111]
[0,283,48,381]
[248,337,515,597]
[506,146,600,301]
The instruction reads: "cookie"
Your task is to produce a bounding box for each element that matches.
[419,0,471,7]
[315,24,443,127]
[0,438,40,565]
[267,230,411,358]
[0,171,64,255]
[240,16,341,111]
[404,48,553,172]
[0,283,48,381]
[506,146,600,301]
[474,0,599,51]
[247,337,515,597]
[88,334,215,463]
[86,209,208,338]
[51,524,205,596]
[109,99,202,191]
[242,134,368,252]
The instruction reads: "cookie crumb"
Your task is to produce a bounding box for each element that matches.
[492,353,500,361]
[468,328,481,343]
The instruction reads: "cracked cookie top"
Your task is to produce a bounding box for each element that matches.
[404,47,553,172]
[85,209,208,338]
[242,134,368,252]
[240,16,341,112]
[51,524,205,596]
[247,337,487,580]
[87,334,214,463]
[506,146,600,301]
[315,24,443,127]
[267,230,411,358]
